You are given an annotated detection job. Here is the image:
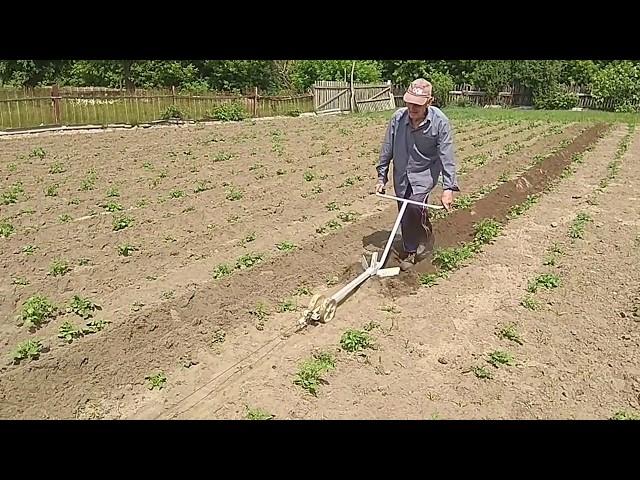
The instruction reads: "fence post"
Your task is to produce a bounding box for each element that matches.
[253,87,258,117]
[172,86,176,105]
[51,84,61,125]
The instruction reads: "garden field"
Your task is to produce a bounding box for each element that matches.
[1,108,639,420]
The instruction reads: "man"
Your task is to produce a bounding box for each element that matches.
[375,78,459,271]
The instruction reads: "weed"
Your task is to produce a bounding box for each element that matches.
[1,220,15,238]
[170,189,185,199]
[327,219,342,230]
[246,407,274,420]
[83,319,110,334]
[452,195,473,209]
[146,372,167,390]
[112,214,133,231]
[80,170,97,191]
[471,366,493,379]
[303,171,315,182]
[569,212,592,239]
[487,350,515,368]
[294,352,336,396]
[236,252,264,270]
[473,218,502,245]
[212,264,233,279]
[30,147,46,159]
[276,241,297,252]
[213,152,233,163]
[340,329,373,353]
[419,273,441,287]
[339,176,362,188]
[194,180,212,193]
[49,259,70,277]
[250,303,270,330]
[326,201,340,211]
[432,244,474,272]
[507,195,538,218]
[527,273,560,293]
[12,339,44,363]
[68,295,101,319]
[20,295,57,328]
[520,295,540,310]
[12,277,29,286]
[294,286,312,296]
[212,329,226,344]
[58,321,84,343]
[226,187,243,201]
[380,304,400,314]
[611,410,640,420]
[106,186,120,197]
[59,213,73,223]
[497,323,524,345]
[44,184,59,197]
[277,299,297,312]
[337,211,359,223]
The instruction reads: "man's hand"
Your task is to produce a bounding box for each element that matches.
[441,189,454,211]
[375,182,386,194]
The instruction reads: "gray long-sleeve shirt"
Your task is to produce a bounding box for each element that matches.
[376,106,459,197]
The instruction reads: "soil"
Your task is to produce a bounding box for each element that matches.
[1,111,635,420]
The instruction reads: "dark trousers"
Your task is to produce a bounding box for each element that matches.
[397,184,433,254]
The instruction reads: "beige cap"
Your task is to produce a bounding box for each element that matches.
[403,78,433,105]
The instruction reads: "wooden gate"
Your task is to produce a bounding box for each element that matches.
[313,80,396,114]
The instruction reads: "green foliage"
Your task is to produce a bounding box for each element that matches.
[592,61,640,113]
[206,102,248,121]
[533,85,579,110]
[290,60,382,91]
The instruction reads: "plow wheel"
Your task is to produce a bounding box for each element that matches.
[319,298,337,323]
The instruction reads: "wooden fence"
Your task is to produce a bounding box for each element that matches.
[0,86,314,130]
[313,80,395,114]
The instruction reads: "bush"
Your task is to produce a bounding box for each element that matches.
[591,61,640,112]
[161,104,185,120]
[426,71,455,108]
[533,85,578,110]
[205,102,249,121]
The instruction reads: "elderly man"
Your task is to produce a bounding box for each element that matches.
[375,78,459,270]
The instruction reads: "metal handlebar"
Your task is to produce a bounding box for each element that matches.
[375,192,444,210]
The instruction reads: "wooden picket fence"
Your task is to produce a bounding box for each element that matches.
[0,86,314,131]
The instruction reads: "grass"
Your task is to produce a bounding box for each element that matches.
[20,295,57,329]
[294,352,336,396]
[146,372,167,390]
[497,323,524,345]
[569,212,593,239]
[340,329,374,353]
[527,273,561,293]
[12,339,44,363]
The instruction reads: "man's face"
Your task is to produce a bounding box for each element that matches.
[407,101,429,121]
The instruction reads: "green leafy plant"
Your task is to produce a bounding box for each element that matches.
[20,295,57,328]
[49,259,70,276]
[112,214,133,231]
[12,339,44,363]
[212,263,233,279]
[236,252,264,270]
[0,220,15,238]
[527,273,560,293]
[117,243,139,256]
[146,372,167,390]
[497,323,524,345]
[68,295,101,319]
[58,321,84,343]
[340,329,373,353]
[276,241,297,252]
[487,350,515,368]
[246,407,274,420]
[294,352,336,396]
